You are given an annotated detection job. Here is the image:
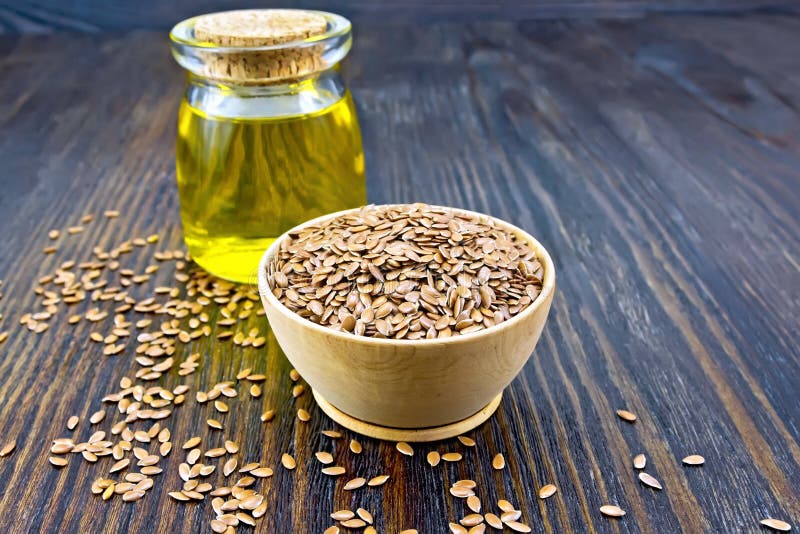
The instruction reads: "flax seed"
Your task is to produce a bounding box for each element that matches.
[343,477,366,490]
[281,453,296,470]
[322,466,346,476]
[315,452,334,464]
[367,475,389,487]
[616,409,636,422]
[1,440,18,457]
[49,456,68,467]
[600,505,626,517]
[396,442,413,456]
[682,455,705,466]
[633,454,646,469]
[457,436,476,447]
[492,453,505,470]
[638,472,662,490]
[760,519,792,532]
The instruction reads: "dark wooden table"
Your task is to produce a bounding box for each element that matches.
[1,11,799,534]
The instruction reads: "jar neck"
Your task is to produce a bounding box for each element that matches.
[184,67,346,120]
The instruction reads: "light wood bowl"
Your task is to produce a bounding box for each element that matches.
[258,205,555,441]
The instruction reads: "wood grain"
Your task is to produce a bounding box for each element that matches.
[1,0,797,34]
[1,11,799,533]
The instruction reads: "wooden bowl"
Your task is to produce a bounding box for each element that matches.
[258,205,555,441]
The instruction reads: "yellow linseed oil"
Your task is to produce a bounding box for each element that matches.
[176,91,366,283]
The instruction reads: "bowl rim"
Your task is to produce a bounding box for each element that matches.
[257,204,555,346]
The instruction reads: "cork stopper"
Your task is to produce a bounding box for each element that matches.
[192,10,330,84]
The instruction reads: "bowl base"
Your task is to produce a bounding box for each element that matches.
[312,390,503,442]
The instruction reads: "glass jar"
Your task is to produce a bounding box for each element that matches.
[169,10,366,283]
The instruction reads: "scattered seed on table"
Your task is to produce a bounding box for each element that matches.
[501,511,521,522]
[321,430,341,438]
[399,530,418,534]
[214,400,228,413]
[250,384,261,397]
[427,451,441,467]
[638,472,663,490]
[223,458,237,477]
[297,408,311,422]
[331,510,355,521]
[343,477,366,490]
[467,495,481,513]
[1,441,17,457]
[182,437,201,449]
[315,452,334,464]
[457,436,476,447]
[292,384,305,398]
[760,518,792,532]
[396,442,414,456]
[89,410,105,424]
[538,484,557,499]
[240,462,259,473]
[281,454,296,470]
[442,452,463,462]
[356,508,373,524]
[261,410,275,422]
[350,439,362,454]
[341,519,367,529]
[492,453,505,470]
[251,467,273,478]
[682,455,705,466]
[49,456,68,467]
[484,513,503,529]
[616,409,637,422]
[323,527,340,534]
[506,521,532,533]
[207,419,223,430]
[449,524,468,534]
[367,475,389,487]
[633,454,646,469]
[460,514,483,527]
[450,486,475,498]
[67,416,79,431]
[600,505,626,517]
[498,500,515,512]
[322,466,346,476]
[122,490,145,502]
[110,459,130,473]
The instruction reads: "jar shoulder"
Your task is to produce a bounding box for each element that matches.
[183,69,348,120]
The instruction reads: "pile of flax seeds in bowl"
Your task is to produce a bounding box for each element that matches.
[0,204,792,533]
[267,203,545,340]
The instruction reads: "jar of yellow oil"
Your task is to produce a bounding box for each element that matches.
[170,10,366,283]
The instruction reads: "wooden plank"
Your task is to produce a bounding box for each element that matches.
[0,12,798,533]
[0,0,797,34]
